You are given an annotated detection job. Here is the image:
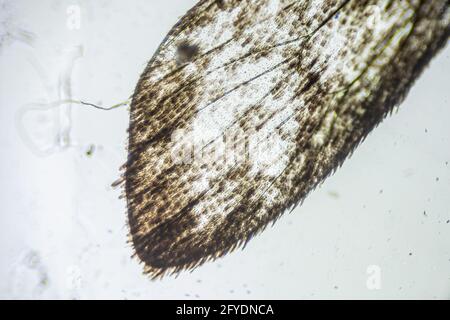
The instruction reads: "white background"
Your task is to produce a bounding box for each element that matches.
[0,0,449,299]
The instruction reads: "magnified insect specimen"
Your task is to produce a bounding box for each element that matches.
[116,0,449,278]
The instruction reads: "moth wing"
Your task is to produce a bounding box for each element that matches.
[124,0,449,277]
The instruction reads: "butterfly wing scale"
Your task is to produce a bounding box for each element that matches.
[122,0,449,277]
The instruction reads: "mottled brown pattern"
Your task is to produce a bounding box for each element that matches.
[119,0,449,278]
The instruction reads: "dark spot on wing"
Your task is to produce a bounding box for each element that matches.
[176,41,200,64]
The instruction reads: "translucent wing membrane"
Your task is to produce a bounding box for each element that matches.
[122,0,449,278]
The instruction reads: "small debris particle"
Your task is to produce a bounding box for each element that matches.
[334,285,339,290]
[379,189,383,194]
[40,276,49,287]
[86,144,95,157]
[409,252,413,256]
[436,177,440,182]
[328,190,339,199]
[423,211,427,217]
